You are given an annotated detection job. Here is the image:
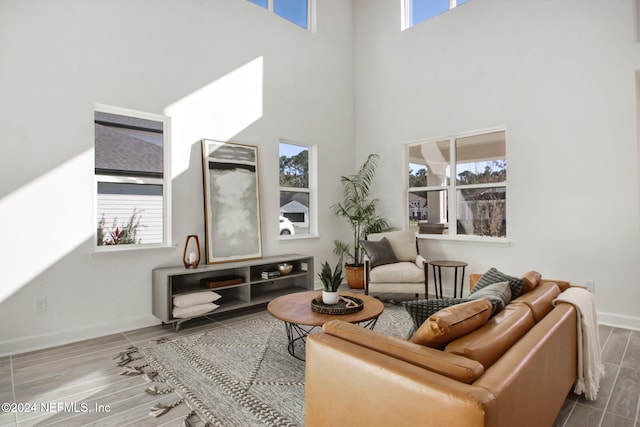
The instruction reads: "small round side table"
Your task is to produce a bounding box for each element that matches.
[429,260,468,298]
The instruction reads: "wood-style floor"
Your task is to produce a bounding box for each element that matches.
[1,293,639,427]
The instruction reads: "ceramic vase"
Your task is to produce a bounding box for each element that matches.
[322,290,340,305]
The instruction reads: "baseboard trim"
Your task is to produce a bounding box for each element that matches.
[0,315,159,357]
[598,311,640,331]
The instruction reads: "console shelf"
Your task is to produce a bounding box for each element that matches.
[152,254,314,331]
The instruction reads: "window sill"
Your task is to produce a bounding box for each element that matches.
[278,234,320,242]
[91,244,177,256]
[417,234,510,245]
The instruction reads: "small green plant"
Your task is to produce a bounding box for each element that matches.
[317,258,344,292]
[97,208,144,245]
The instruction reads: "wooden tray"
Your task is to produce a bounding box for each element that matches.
[311,295,364,315]
[200,275,243,289]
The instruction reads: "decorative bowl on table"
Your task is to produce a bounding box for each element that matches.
[278,263,293,275]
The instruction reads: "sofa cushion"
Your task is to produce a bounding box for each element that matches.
[511,281,561,322]
[360,237,398,269]
[322,320,485,384]
[403,297,469,336]
[445,303,535,369]
[410,299,493,350]
[521,270,542,294]
[369,261,424,283]
[471,267,525,300]
[466,281,511,316]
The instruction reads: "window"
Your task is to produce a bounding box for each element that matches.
[402,0,470,30]
[94,105,171,248]
[279,141,315,237]
[407,129,506,238]
[248,0,313,30]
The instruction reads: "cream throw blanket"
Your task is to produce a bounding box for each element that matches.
[552,287,605,400]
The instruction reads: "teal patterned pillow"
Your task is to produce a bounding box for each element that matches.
[470,267,524,300]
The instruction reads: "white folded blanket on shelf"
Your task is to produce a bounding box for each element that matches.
[172,302,220,319]
[173,291,222,308]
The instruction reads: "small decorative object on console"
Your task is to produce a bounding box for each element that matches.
[183,235,201,269]
[201,275,243,289]
[278,263,293,275]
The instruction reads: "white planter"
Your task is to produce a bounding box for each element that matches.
[322,291,340,305]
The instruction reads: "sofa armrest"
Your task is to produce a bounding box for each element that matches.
[323,320,484,383]
[306,333,495,427]
[469,273,483,291]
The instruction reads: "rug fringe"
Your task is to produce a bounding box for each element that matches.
[146,385,174,395]
[149,398,183,417]
[115,345,210,425]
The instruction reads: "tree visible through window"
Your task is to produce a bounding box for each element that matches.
[407,130,506,238]
[279,141,311,236]
[94,105,170,248]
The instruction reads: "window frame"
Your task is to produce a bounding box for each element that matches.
[278,139,318,240]
[248,0,316,32]
[405,127,507,242]
[402,0,469,30]
[93,103,172,252]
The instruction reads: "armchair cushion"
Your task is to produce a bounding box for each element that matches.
[368,262,424,283]
[360,237,398,269]
[367,230,417,262]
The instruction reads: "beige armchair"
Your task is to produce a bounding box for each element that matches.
[362,230,428,297]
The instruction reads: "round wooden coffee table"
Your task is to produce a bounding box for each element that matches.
[267,290,384,360]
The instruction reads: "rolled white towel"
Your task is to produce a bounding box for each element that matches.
[172,302,220,319]
[173,291,222,308]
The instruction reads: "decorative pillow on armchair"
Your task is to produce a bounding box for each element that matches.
[470,267,525,300]
[360,237,398,269]
[402,297,469,337]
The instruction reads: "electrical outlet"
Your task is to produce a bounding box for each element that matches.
[35,298,47,313]
[585,280,595,293]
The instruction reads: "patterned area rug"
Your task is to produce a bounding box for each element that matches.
[125,301,412,426]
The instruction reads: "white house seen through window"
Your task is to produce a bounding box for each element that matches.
[407,129,506,238]
[279,141,313,237]
[248,0,312,30]
[94,105,171,248]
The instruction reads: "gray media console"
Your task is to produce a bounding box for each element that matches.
[152,254,314,331]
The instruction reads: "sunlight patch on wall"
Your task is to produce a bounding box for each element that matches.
[165,56,264,178]
[0,150,94,303]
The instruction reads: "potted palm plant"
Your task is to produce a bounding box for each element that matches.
[332,154,391,288]
[318,258,343,304]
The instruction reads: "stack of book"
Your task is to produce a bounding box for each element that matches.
[261,270,281,279]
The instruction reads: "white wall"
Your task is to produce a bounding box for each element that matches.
[353,0,640,329]
[2,0,639,356]
[0,0,355,355]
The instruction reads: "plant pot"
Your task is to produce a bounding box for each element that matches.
[344,264,364,289]
[322,290,340,305]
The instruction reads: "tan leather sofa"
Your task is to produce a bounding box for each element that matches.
[305,276,577,427]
